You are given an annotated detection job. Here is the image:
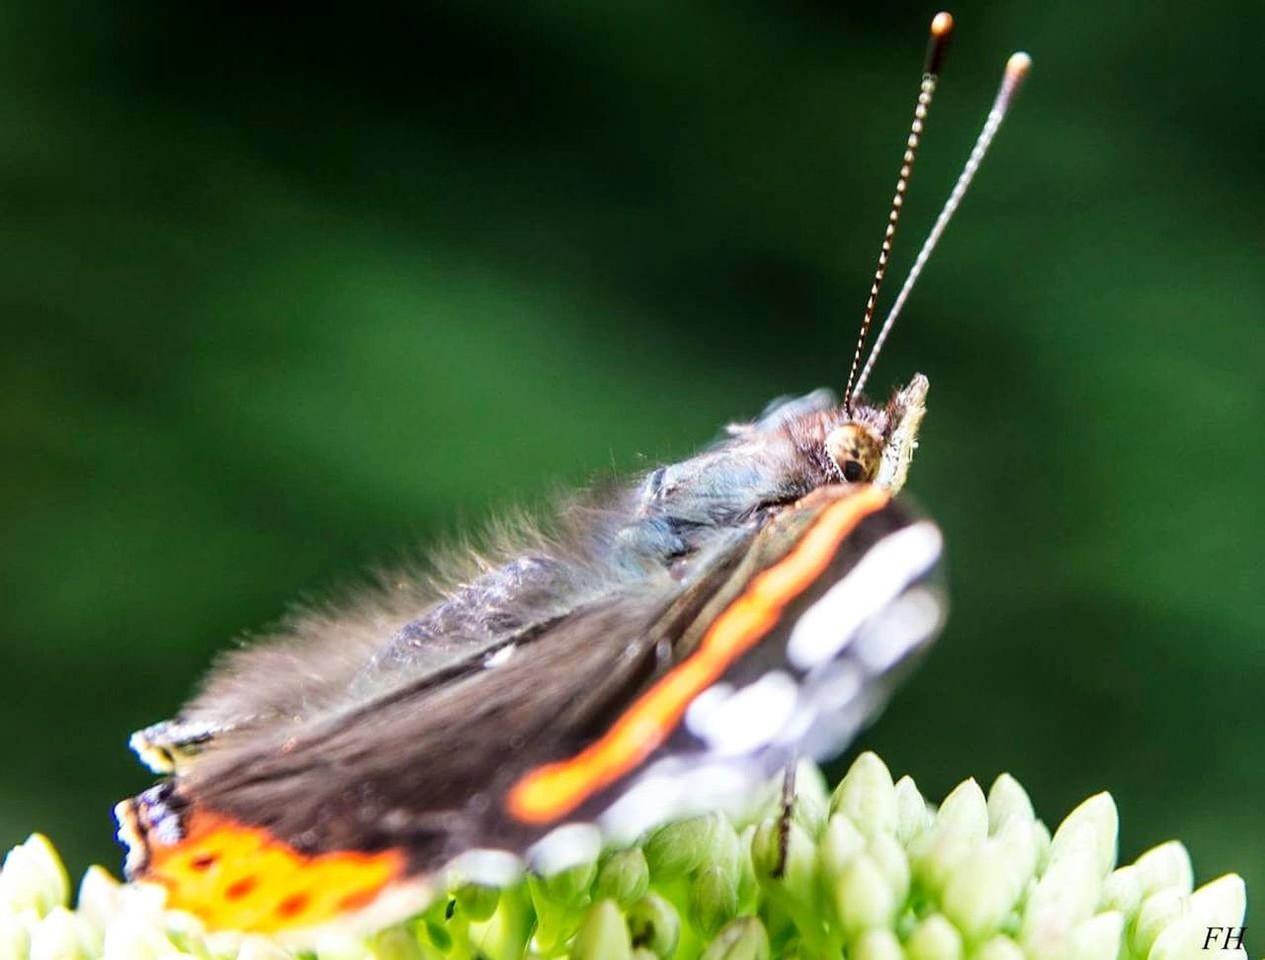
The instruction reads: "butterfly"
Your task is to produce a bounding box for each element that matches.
[114,13,1029,944]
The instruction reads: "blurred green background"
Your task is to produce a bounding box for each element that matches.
[2,0,1260,931]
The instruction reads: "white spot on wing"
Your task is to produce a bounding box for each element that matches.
[599,758,764,843]
[484,644,515,668]
[445,849,523,888]
[684,682,734,737]
[787,521,943,670]
[853,586,943,671]
[528,823,602,877]
[684,672,799,757]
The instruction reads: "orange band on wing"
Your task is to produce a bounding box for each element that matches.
[143,809,405,933]
[507,485,890,824]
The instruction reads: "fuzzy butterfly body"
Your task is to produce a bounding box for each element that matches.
[114,11,1031,944]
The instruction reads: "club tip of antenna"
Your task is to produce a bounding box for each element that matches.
[924,12,954,77]
[996,51,1032,106]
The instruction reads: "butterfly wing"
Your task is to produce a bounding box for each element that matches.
[117,485,943,939]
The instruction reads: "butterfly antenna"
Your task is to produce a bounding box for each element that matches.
[852,50,1032,399]
[843,11,954,415]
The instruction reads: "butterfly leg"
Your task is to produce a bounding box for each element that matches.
[772,757,797,879]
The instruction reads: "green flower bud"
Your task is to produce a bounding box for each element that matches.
[466,883,532,960]
[851,928,902,960]
[830,752,897,837]
[703,816,743,884]
[528,866,590,953]
[643,815,716,879]
[631,949,660,960]
[1132,840,1193,897]
[894,775,931,845]
[734,825,758,909]
[986,775,1034,834]
[777,936,812,959]
[595,849,650,907]
[534,857,597,909]
[571,899,632,960]
[831,852,895,937]
[751,816,816,904]
[690,865,738,939]
[789,759,831,835]
[1048,793,1117,878]
[423,914,452,952]
[453,882,500,922]
[626,893,680,960]
[905,913,963,960]
[699,916,769,960]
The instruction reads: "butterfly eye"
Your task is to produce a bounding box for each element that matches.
[825,423,881,485]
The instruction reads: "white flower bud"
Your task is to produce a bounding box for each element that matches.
[864,833,909,907]
[74,869,121,940]
[894,776,931,845]
[912,779,987,895]
[1048,793,1117,878]
[905,914,963,960]
[820,814,866,879]
[1130,887,1183,958]
[831,854,895,937]
[30,906,89,960]
[941,840,1025,942]
[1063,910,1123,960]
[1099,864,1141,917]
[1132,841,1193,898]
[831,753,896,837]
[852,928,902,960]
[572,900,632,960]
[972,934,1026,960]
[1019,850,1102,960]
[1,836,70,919]
[986,774,1034,834]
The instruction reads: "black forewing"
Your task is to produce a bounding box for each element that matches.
[140,490,941,879]
[173,527,756,873]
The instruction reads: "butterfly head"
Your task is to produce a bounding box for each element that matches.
[825,373,927,496]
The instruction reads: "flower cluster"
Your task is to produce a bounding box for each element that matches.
[0,754,1245,959]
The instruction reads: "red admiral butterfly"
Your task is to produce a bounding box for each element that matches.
[115,13,1030,943]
